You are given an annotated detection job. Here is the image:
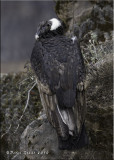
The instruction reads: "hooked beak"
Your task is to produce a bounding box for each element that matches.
[35,33,39,40]
[35,26,40,40]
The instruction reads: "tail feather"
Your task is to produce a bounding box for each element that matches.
[37,79,88,150]
[51,108,69,140]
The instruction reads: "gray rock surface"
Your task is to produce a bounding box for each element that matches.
[55,0,113,41]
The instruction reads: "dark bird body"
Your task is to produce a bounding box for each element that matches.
[31,18,88,150]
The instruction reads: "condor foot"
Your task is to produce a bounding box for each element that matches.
[58,124,89,150]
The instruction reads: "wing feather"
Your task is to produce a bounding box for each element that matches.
[31,36,86,139]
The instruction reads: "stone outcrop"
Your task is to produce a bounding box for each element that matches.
[55,0,113,42]
[12,54,113,160]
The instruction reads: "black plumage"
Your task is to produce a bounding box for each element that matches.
[31,18,88,150]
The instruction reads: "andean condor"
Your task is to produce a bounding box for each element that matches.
[30,18,88,150]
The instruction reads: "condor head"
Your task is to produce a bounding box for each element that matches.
[35,18,64,40]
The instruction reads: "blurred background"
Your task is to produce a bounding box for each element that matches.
[1,1,57,73]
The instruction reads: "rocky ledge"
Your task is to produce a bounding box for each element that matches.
[10,53,113,160]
